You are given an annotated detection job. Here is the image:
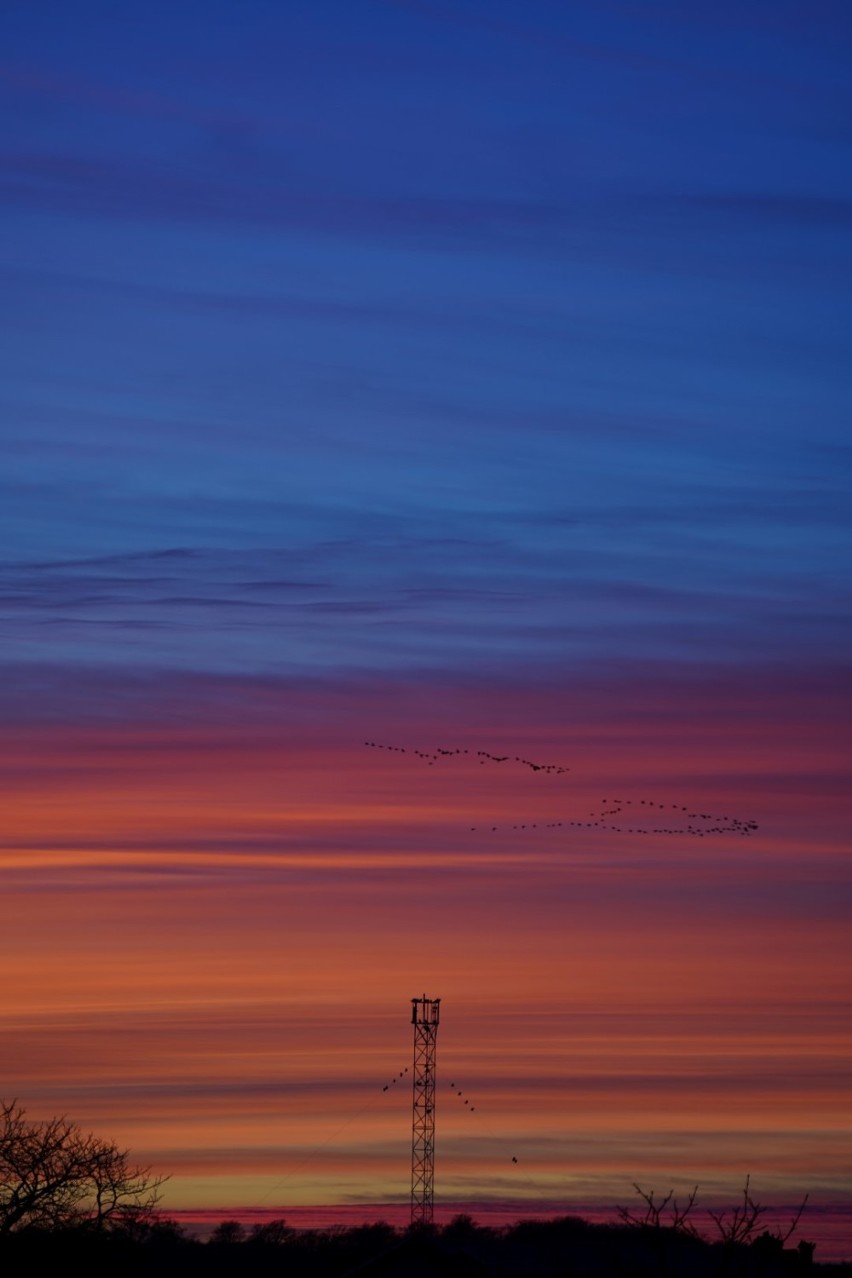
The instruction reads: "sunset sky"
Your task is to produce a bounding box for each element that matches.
[2,0,851,1259]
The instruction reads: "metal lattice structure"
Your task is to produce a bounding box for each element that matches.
[410,994,440,1225]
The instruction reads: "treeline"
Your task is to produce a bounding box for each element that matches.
[1,1214,847,1278]
[3,1101,847,1276]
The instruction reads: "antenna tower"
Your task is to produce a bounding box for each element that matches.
[410,994,440,1225]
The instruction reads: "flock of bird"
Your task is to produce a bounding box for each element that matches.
[364,741,569,775]
[364,740,758,839]
[380,1065,409,1093]
[379,1067,521,1162]
[449,1081,476,1113]
[380,1067,476,1114]
[472,798,758,839]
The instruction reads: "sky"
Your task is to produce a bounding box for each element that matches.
[2,0,851,1258]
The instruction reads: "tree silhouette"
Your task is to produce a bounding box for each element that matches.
[617,1183,700,1235]
[209,1220,246,1244]
[708,1175,809,1247]
[0,1099,165,1234]
[618,1178,810,1250]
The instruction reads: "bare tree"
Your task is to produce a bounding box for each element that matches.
[708,1176,809,1247]
[617,1183,700,1236]
[618,1177,810,1250]
[0,1099,165,1234]
[707,1175,765,1245]
[774,1193,809,1245]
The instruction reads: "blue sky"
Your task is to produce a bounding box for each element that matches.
[2,0,851,678]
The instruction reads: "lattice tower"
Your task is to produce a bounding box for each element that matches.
[410,995,440,1225]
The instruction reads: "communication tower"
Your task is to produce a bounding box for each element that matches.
[410,994,440,1225]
